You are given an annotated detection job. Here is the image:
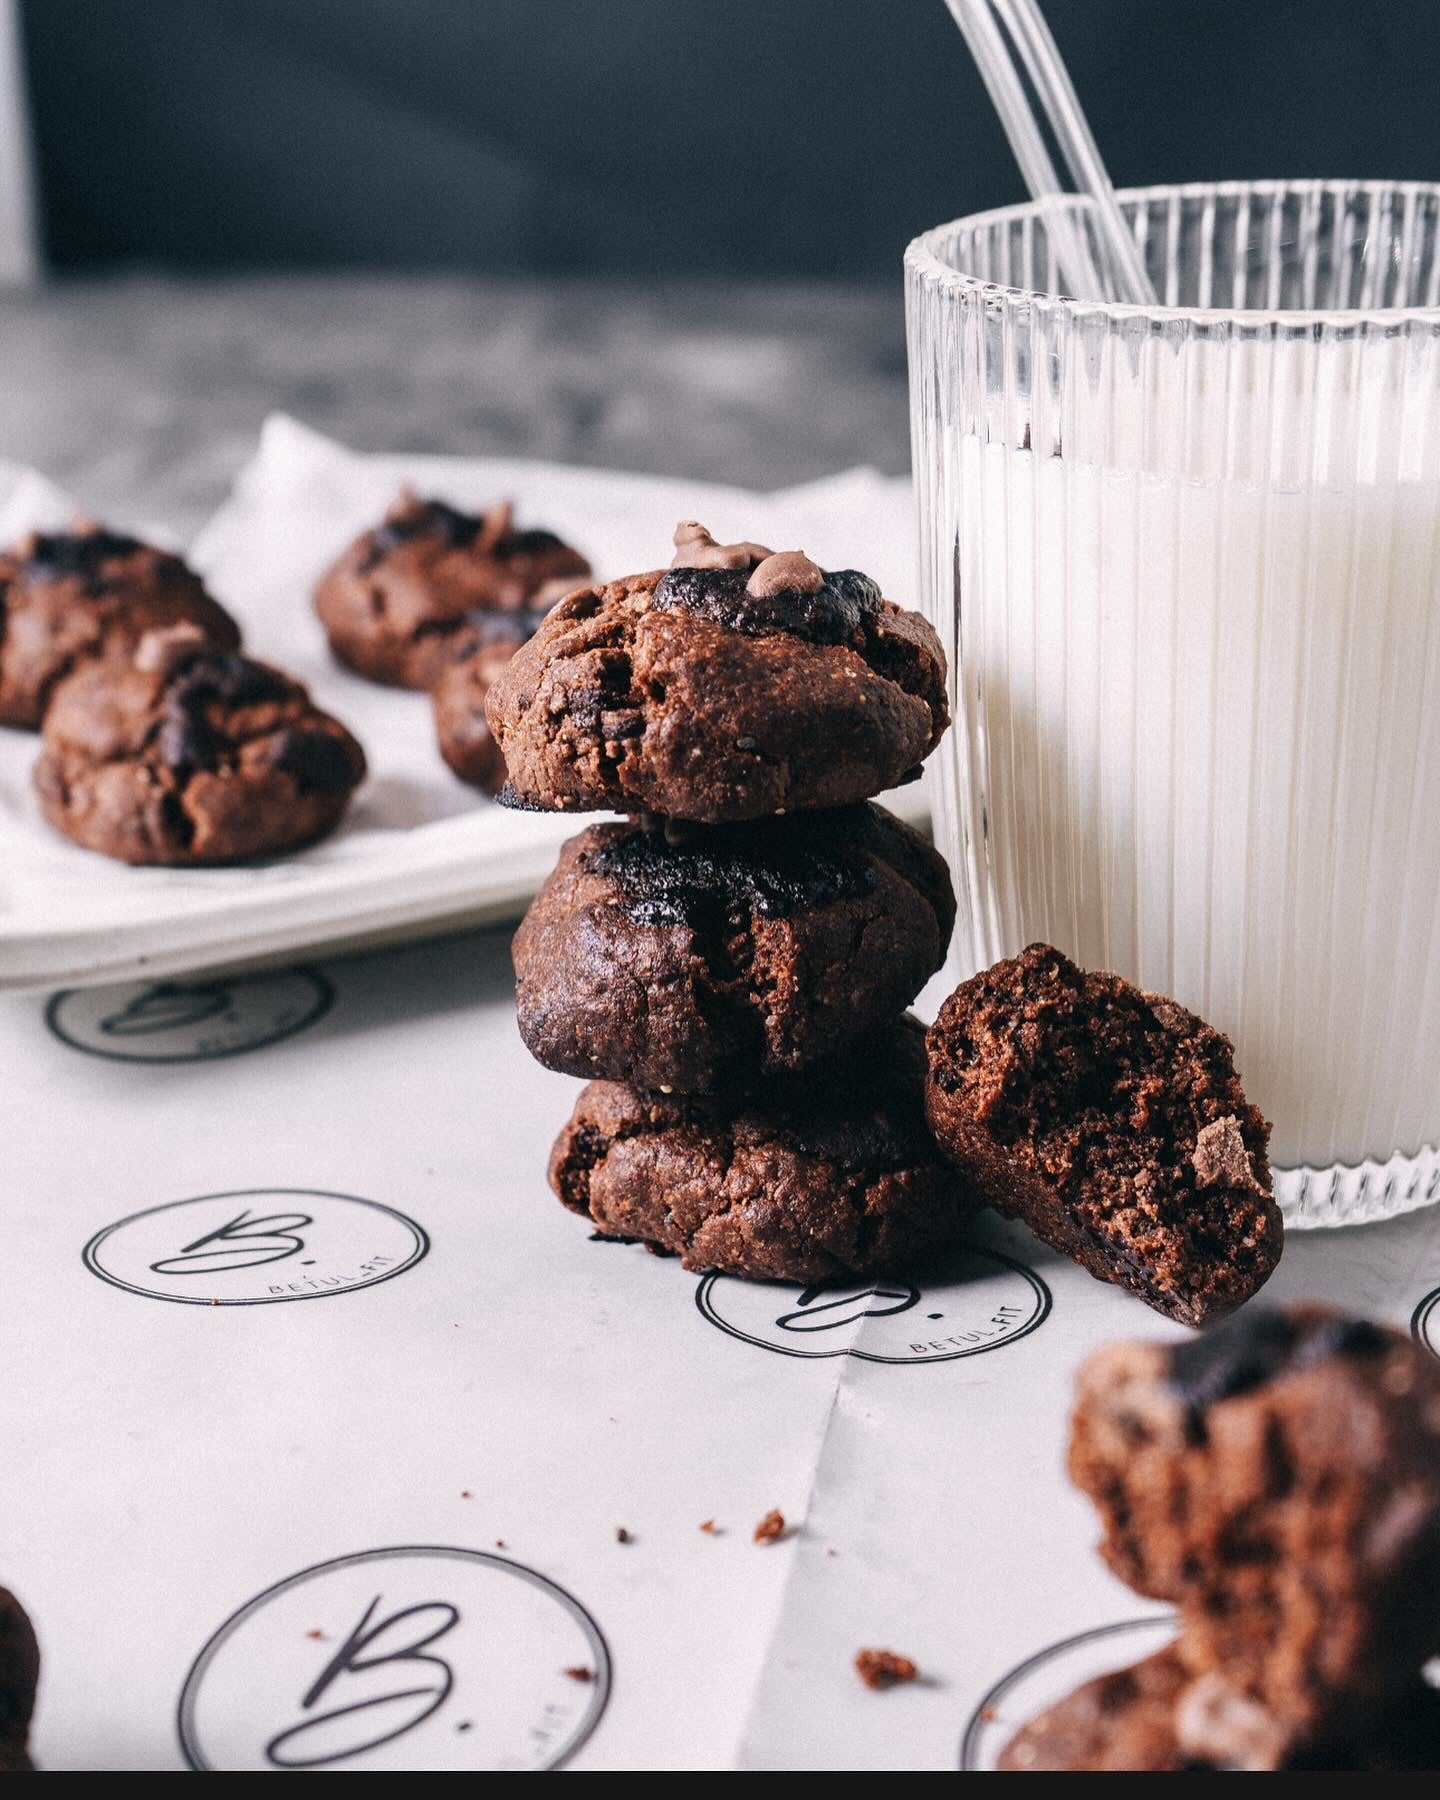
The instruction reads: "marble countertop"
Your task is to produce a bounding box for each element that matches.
[0,274,909,537]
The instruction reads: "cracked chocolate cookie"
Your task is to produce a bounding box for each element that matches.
[484,522,949,823]
[548,1016,978,1281]
[514,804,955,1091]
[313,489,589,689]
[1066,1306,1440,1752]
[0,1587,38,1773]
[0,520,240,729]
[998,1645,1440,1772]
[924,944,1281,1325]
[432,608,552,794]
[34,628,366,864]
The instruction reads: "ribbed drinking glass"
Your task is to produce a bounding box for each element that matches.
[906,179,1440,1226]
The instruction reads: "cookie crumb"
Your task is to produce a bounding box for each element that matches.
[304,1629,327,1641]
[855,1648,918,1691]
[615,1526,632,1544]
[563,1665,594,1683]
[494,1538,506,1549]
[699,1519,719,1535]
[460,1489,473,1499]
[753,1508,786,1544]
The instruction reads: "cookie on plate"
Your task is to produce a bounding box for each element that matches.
[1067,1306,1440,1747]
[924,944,1281,1325]
[548,1016,977,1281]
[485,521,948,823]
[514,803,955,1091]
[431,607,552,794]
[313,489,589,689]
[0,1587,38,1773]
[0,520,240,729]
[34,628,366,864]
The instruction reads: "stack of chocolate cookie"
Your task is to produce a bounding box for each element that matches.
[1002,1305,1440,1770]
[487,521,980,1281]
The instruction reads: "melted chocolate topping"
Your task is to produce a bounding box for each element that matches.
[361,499,483,570]
[1170,1308,1389,1443]
[155,653,294,778]
[651,564,882,644]
[584,813,877,928]
[24,529,146,588]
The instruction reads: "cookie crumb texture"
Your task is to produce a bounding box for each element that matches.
[484,567,949,823]
[1067,1307,1440,1752]
[753,1508,786,1544]
[514,804,954,1091]
[925,944,1280,1325]
[855,1648,917,1692]
[34,649,366,864]
[313,491,588,690]
[548,1018,977,1282]
[0,525,240,729]
[0,1587,39,1773]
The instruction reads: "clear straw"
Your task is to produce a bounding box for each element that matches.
[944,0,1157,304]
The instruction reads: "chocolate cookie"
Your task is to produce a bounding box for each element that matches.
[998,1646,1440,1772]
[548,1016,978,1281]
[0,1587,38,1773]
[0,520,240,729]
[484,522,948,823]
[34,629,366,864]
[431,609,551,794]
[1066,1306,1440,1748]
[514,804,955,1091]
[313,489,588,689]
[924,944,1281,1325]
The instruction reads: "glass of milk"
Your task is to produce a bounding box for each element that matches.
[906,179,1440,1227]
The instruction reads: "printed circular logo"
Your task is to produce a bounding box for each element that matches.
[1412,1285,1440,1360]
[695,1242,1050,1363]
[47,967,332,1063]
[960,1615,1176,1770]
[83,1189,428,1306]
[178,1546,609,1771]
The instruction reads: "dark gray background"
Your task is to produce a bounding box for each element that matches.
[21,0,1440,275]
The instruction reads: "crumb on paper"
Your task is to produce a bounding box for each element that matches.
[979,1705,998,1723]
[563,1665,594,1683]
[615,1526,632,1544]
[460,1489,473,1499]
[698,1518,719,1535]
[855,1648,918,1692]
[494,1539,506,1549]
[753,1508,786,1544]
[304,1629,327,1641]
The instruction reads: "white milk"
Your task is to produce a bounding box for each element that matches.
[936,441,1440,1170]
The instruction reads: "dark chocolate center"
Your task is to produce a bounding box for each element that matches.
[155,653,294,778]
[1170,1308,1389,1442]
[651,564,882,644]
[583,813,877,928]
[270,727,356,793]
[24,529,146,588]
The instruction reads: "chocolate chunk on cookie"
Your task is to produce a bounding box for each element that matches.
[0,520,240,729]
[515,804,955,1090]
[0,1588,38,1773]
[34,629,366,863]
[432,607,555,794]
[924,944,1280,1325]
[313,489,589,689]
[1067,1307,1440,1747]
[548,1016,977,1281]
[484,522,948,822]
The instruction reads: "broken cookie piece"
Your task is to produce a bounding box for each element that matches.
[924,944,1281,1325]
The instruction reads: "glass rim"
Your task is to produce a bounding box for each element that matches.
[905,177,1440,327]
